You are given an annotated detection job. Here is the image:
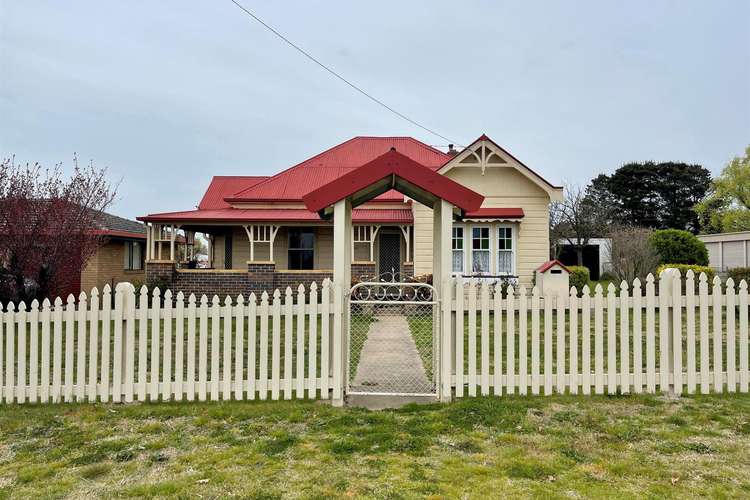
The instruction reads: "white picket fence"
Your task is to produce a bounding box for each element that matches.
[451,270,750,397]
[0,280,340,404]
[2,270,749,405]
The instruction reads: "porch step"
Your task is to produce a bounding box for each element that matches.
[345,394,439,410]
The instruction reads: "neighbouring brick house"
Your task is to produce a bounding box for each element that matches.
[80,213,147,292]
[138,135,563,298]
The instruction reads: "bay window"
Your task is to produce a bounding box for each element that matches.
[452,226,464,273]
[471,227,491,274]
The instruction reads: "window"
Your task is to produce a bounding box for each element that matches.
[124,241,143,270]
[471,227,490,274]
[452,226,464,273]
[497,226,513,275]
[288,228,314,270]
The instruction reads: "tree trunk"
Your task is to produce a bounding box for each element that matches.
[576,247,584,266]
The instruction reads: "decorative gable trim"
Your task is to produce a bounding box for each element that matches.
[439,135,563,201]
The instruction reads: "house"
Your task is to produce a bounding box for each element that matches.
[697,231,750,273]
[138,135,563,297]
[80,212,147,292]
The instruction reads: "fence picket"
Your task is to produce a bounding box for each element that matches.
[646,275,656,393]
[198,295,208,402]
[296,284,306,399]
[632,279,642,393]
[582,286,591,395]
[29,300,39,403]
[308,283,318,400]
[41,299,51,403]
[455,278,465,398]
[685,272,696,394]
[658,274,670,392]
[726,278,736,393]
[18,302,27,403]
[672,272,683,395]
[713,277,723,392]
[124,285,136,402]
[137,286,149,402]
[52,297,63,403]
[150,288,162,401]
[222,295,232,400]
[619,282,629,394]
[544,292,553,395]
[89,289,99,402]
[320,281,330,398]
[0,303,4,403]
[186,294,197,401]
[699,274,710,393]
[556,292,565,394]
[480,282,490,395]
[531,287,540,395]
[248,293,258,400]
[283,287,293,400]
[175,292,185,401]
[569,287,578,395]
[492,282,501,396]
[271,290,281,401]
[6,302,16,403]
[259,291,269,400]
[210,295,221,401]
[506,285,516,395]
[607,284,617,395]
[594,285,604,395]
[112,287,123,403]
[235,295,245,401]
[64,295,75,402]
[467,282,477,397]
[163,290,173,400]
[740,280,749,393]
[75,293,87,401]
[518,286,528,395]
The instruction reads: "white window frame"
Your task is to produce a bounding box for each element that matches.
[452,224,466,275]
[496,225,515,276]
[470,225,492,276]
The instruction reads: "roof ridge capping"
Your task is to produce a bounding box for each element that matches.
[302,149,483,214]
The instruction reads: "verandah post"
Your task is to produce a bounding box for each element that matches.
[332,198,352,406]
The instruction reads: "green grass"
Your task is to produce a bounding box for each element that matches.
[2,394,750,498]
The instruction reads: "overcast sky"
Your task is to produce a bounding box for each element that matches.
[1,1,748,219]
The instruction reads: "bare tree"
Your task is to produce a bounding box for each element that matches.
[606,226,660,283]
[0,155,117,303]
[550,184,609,265]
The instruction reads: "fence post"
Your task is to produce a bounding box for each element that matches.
[658,268,677,397]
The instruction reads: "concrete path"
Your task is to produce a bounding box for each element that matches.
[351,314,433,394]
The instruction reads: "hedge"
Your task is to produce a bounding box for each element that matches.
[656,263,715,283]
[567,265,590,293]
[649,229,709,266]
[727,267,750,284]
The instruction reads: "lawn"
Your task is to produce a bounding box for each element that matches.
[2,394,750,498]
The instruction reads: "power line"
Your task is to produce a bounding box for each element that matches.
[228,0,463,147]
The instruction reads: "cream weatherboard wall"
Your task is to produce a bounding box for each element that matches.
[413,166,553,287]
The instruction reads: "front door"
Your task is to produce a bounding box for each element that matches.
[378,233,401,278]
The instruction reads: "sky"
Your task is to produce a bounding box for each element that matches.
[1,1,748,220]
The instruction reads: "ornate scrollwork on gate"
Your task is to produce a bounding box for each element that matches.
[350,278,435,302]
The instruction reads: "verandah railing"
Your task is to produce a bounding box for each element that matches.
[0,280,340,404]
[450,271,750,397]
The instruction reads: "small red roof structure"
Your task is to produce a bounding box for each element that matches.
[463,208,524,219]
[302,149,484,215]
[536,260,570,273]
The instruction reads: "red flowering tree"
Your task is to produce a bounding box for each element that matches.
[0,155,117,304]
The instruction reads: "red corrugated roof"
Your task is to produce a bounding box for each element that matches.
[536,260,570,273]
[137,208,413,224]
[303,149,484,213]
[198,176,269,209]
[227,137,450,203]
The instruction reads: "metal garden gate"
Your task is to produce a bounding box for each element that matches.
[347,277,439,396]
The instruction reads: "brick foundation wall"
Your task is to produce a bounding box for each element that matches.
[351,262,376,281]
[146,261,390,298]
[402,261,414,278]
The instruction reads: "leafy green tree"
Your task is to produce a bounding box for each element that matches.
[695,145,750,233]
[649,229,709,266]
[589,162,711,232]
